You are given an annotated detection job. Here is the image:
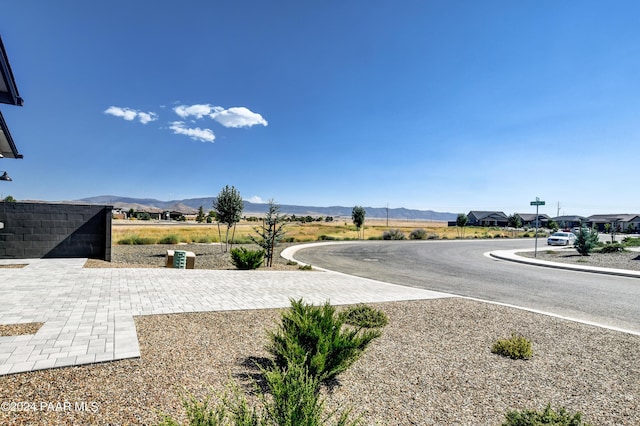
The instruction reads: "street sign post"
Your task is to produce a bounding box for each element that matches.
[530,197,545,257]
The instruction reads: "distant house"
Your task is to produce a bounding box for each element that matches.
[516,213,550,228]
[551,215,587,229]
[587,214,640,233]
[466,211,508,227]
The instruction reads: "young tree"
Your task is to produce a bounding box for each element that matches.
[251,199,287,267]
[507,213,523,237]
[574,226,599,256]
[213,185,244,252]
[206,210,216,223]
[507,213,522,229]
[196,205,206,223]
[2,195,16,202]
[456,213,468,238]
[352,206,366,239]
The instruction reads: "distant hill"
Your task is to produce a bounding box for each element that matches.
[77,195,457,221]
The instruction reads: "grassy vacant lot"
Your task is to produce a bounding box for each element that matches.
[112,218,531,245]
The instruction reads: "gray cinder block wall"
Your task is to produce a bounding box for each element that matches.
[0,202,112,260]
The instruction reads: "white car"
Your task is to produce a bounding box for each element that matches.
[547,232,576,246]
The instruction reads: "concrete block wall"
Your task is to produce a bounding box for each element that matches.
[0,202,112,260]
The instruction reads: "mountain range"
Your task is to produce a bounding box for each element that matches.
[77,195,458,221]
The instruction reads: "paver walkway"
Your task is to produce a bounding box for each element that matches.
[0,259,452,376]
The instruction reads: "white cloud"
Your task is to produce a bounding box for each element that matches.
[247,195,265,204]
[210,106,268,128]
[173,104,214,119]
[173,104,268,128]
[169,121,215,143]
[104,106,158,124]
[137,112,158,124]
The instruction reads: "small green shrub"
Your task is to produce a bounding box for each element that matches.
[622,236,640,247]
[492,333,533,360]
[382,229,406,240]
[160,367,360,426]
[574,227,599,256]
[298,264,313,271]
[339,305,389,328]
[502,403,591,426]
[196,236,213,243]
[318,235,337,241]
[409,228,427,240]
[117,234,156,245]
[266,299,382,383]
[599,242,625,253]
[230,247,265,270]
[158,234,180,244]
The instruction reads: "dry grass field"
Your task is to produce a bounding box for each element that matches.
[112,218,529,245]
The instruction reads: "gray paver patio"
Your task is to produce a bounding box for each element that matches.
[0,258,452,376]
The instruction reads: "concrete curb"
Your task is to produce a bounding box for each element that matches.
[489,249,640,279]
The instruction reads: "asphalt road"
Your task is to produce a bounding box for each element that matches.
[292,239,640,335]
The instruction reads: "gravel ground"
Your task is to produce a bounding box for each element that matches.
[0,299,638,425]
[1,243,638,425]
[84,243,301,270]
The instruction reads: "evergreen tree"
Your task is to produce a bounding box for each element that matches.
[251,200,287,267]
[196,205,206,223]
[574,226,599,256]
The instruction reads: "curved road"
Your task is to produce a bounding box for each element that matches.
[292,239,640,335]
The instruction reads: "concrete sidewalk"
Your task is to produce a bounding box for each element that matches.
[0,259,453,376]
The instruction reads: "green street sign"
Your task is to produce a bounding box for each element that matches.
[530,201,545,206]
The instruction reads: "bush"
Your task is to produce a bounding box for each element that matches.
[230,247,265,270]
[599,242,625,253]
[266,299,382,382]
[502,404,591,426]
[492,334,533,360]
[117,234,156,245]
[262,363,325,426]
[339,305,388,329]
[574,227,600,256]
[160,366,360,426]
[161,299,369,426]
[318,235,337,241]
[622,236,640,247]
[382,229,406,240]
[158,234,180,244]
[409,228,427,240]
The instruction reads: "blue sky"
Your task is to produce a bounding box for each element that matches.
[1,1,639,217]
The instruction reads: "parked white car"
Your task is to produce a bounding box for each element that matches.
[547,232,576,246]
